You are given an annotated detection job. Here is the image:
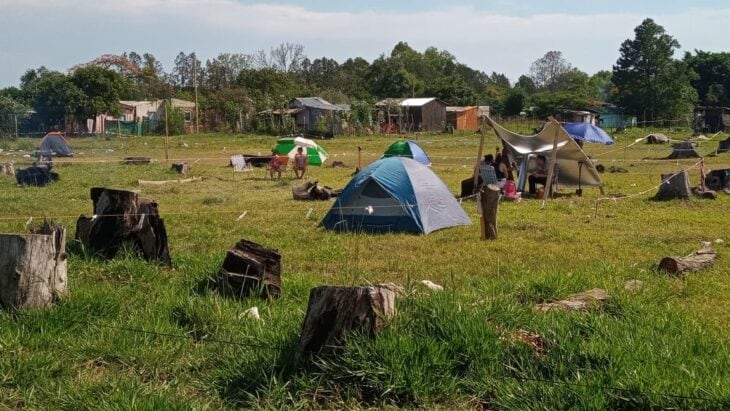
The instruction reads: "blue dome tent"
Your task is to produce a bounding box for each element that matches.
[321,157,470,234]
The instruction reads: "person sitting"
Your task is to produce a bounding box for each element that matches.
[293,146,308,180]
[269,150,283,180]
[528,155,548,195]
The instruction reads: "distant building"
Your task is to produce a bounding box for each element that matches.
[477,106,491,120]
[288,97,349,135]
[375,97,447,133]
[89,98,198,135]
[446,106,479,131]
[555,109,599,125]
[694,106,730,133]
[593,104,637,129]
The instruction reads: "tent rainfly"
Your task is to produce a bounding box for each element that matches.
[37,133,74,157]
[486,117,604,194]
[320,157,471,234]
[382,140,431,165]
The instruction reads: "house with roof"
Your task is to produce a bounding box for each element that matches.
[89,98,198,135]
[375,97,447,133]
[593,104,637,129]
[446,106,479,131]
[284,97,349,136]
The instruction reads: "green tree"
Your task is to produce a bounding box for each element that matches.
[0,92,31,135]
[515,75,537,95]
[684,51,730,106]
[529,51,573,91]
[237,68,297,110]
[71,66,129,132]
[613,18,698,122]
[588,70,615,101]
[501,89,526,116]
[21,69,84,130]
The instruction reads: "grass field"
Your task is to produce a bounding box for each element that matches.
[0,125,729,410]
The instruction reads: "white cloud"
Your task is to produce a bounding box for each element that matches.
[1,1,729,86]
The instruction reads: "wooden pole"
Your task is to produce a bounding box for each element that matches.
[472,119,486,195]
[193,52,199,134]
[541,119,560,209]
[164,100,169,164]
[117,118,121,138]
[480,184,500,240]
[358,146,362,170]
[14,113,18,138]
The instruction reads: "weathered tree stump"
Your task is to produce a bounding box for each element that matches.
[658,242,716,276]
[123,156,151,165]
[480,184,500,240]
[0,162,14,176]
[654,171,691,201]
[666,141,699,159]
[15,166,59,186]
[171,162,190,174]
[705,169,730,190]
[299,285,396,354]
[0,221,67,309]
[718,137,730,154]
[217,239,281,299]
[76,187,171,265]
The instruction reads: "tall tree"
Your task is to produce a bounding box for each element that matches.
[71,66,129,132]
[172,52,203,89]
[205,53,253,90]
[255,42,305,73]
[613,18,697,121]
[529,51,573,91]
[21,69,84,130]
[684,51,730,106]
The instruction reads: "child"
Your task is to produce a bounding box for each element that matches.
[293,146,308,179]
[269,150,282,180]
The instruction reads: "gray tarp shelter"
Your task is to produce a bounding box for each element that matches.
[37,133,74,157]
[486,117,604,194]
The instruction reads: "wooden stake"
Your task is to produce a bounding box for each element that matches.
[480,184,500,240]
[357,146,362,170]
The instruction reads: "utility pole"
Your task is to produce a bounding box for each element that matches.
[193,52,199,134]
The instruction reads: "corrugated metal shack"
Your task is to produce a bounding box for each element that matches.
[375,97,447,133]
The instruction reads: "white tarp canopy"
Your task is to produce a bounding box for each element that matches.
[486,117,604,191]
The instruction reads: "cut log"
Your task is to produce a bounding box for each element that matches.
[171,162,190,174]
[692,186,717,199]
[718,137,730,153]
[666,141,699,159]
[75,187,171,265]
[658,242,716,276]
[137,177,202,186]
[705,169,730,190]
[123,156,151,165]
[480,184,500,240]
[0,221,67,309]
[299,284,396,354]
[217,239,281,299]
[0,162,14,176]
[654,171,691,201]
[536,288,609,312]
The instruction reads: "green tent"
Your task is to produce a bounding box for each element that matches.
[273,137,329,166]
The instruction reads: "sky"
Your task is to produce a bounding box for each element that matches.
[1,0,729,87]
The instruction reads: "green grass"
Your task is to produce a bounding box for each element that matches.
[0,127,729,409]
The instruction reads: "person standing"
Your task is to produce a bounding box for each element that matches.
[294,146,308,179]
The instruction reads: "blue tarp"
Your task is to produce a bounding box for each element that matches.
[563,123,614,145]
[321,157,470,234]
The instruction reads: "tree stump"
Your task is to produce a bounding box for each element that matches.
[718,137,730,154]
[654,171,691,201]
[299,285,396,355]
[76,187,171,265]
[217,239,281,299]
[171,162,190,174]
[658,242,716,276]
[15,166,59,186]
[0,163,14,176]
[480,184,500,240]
[666,141,699,159]
[0,221,67,309]
[705,169,730,190]
[123,156,151,165]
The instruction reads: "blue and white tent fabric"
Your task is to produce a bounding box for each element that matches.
[321,157,471,234]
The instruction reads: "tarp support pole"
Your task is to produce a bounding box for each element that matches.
[541,118,560,209]
[473,119,486,195]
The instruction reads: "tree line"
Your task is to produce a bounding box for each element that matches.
[1,18,729,135]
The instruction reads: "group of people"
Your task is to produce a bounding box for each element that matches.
[269,146,308,180]
[477,148,549,198]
